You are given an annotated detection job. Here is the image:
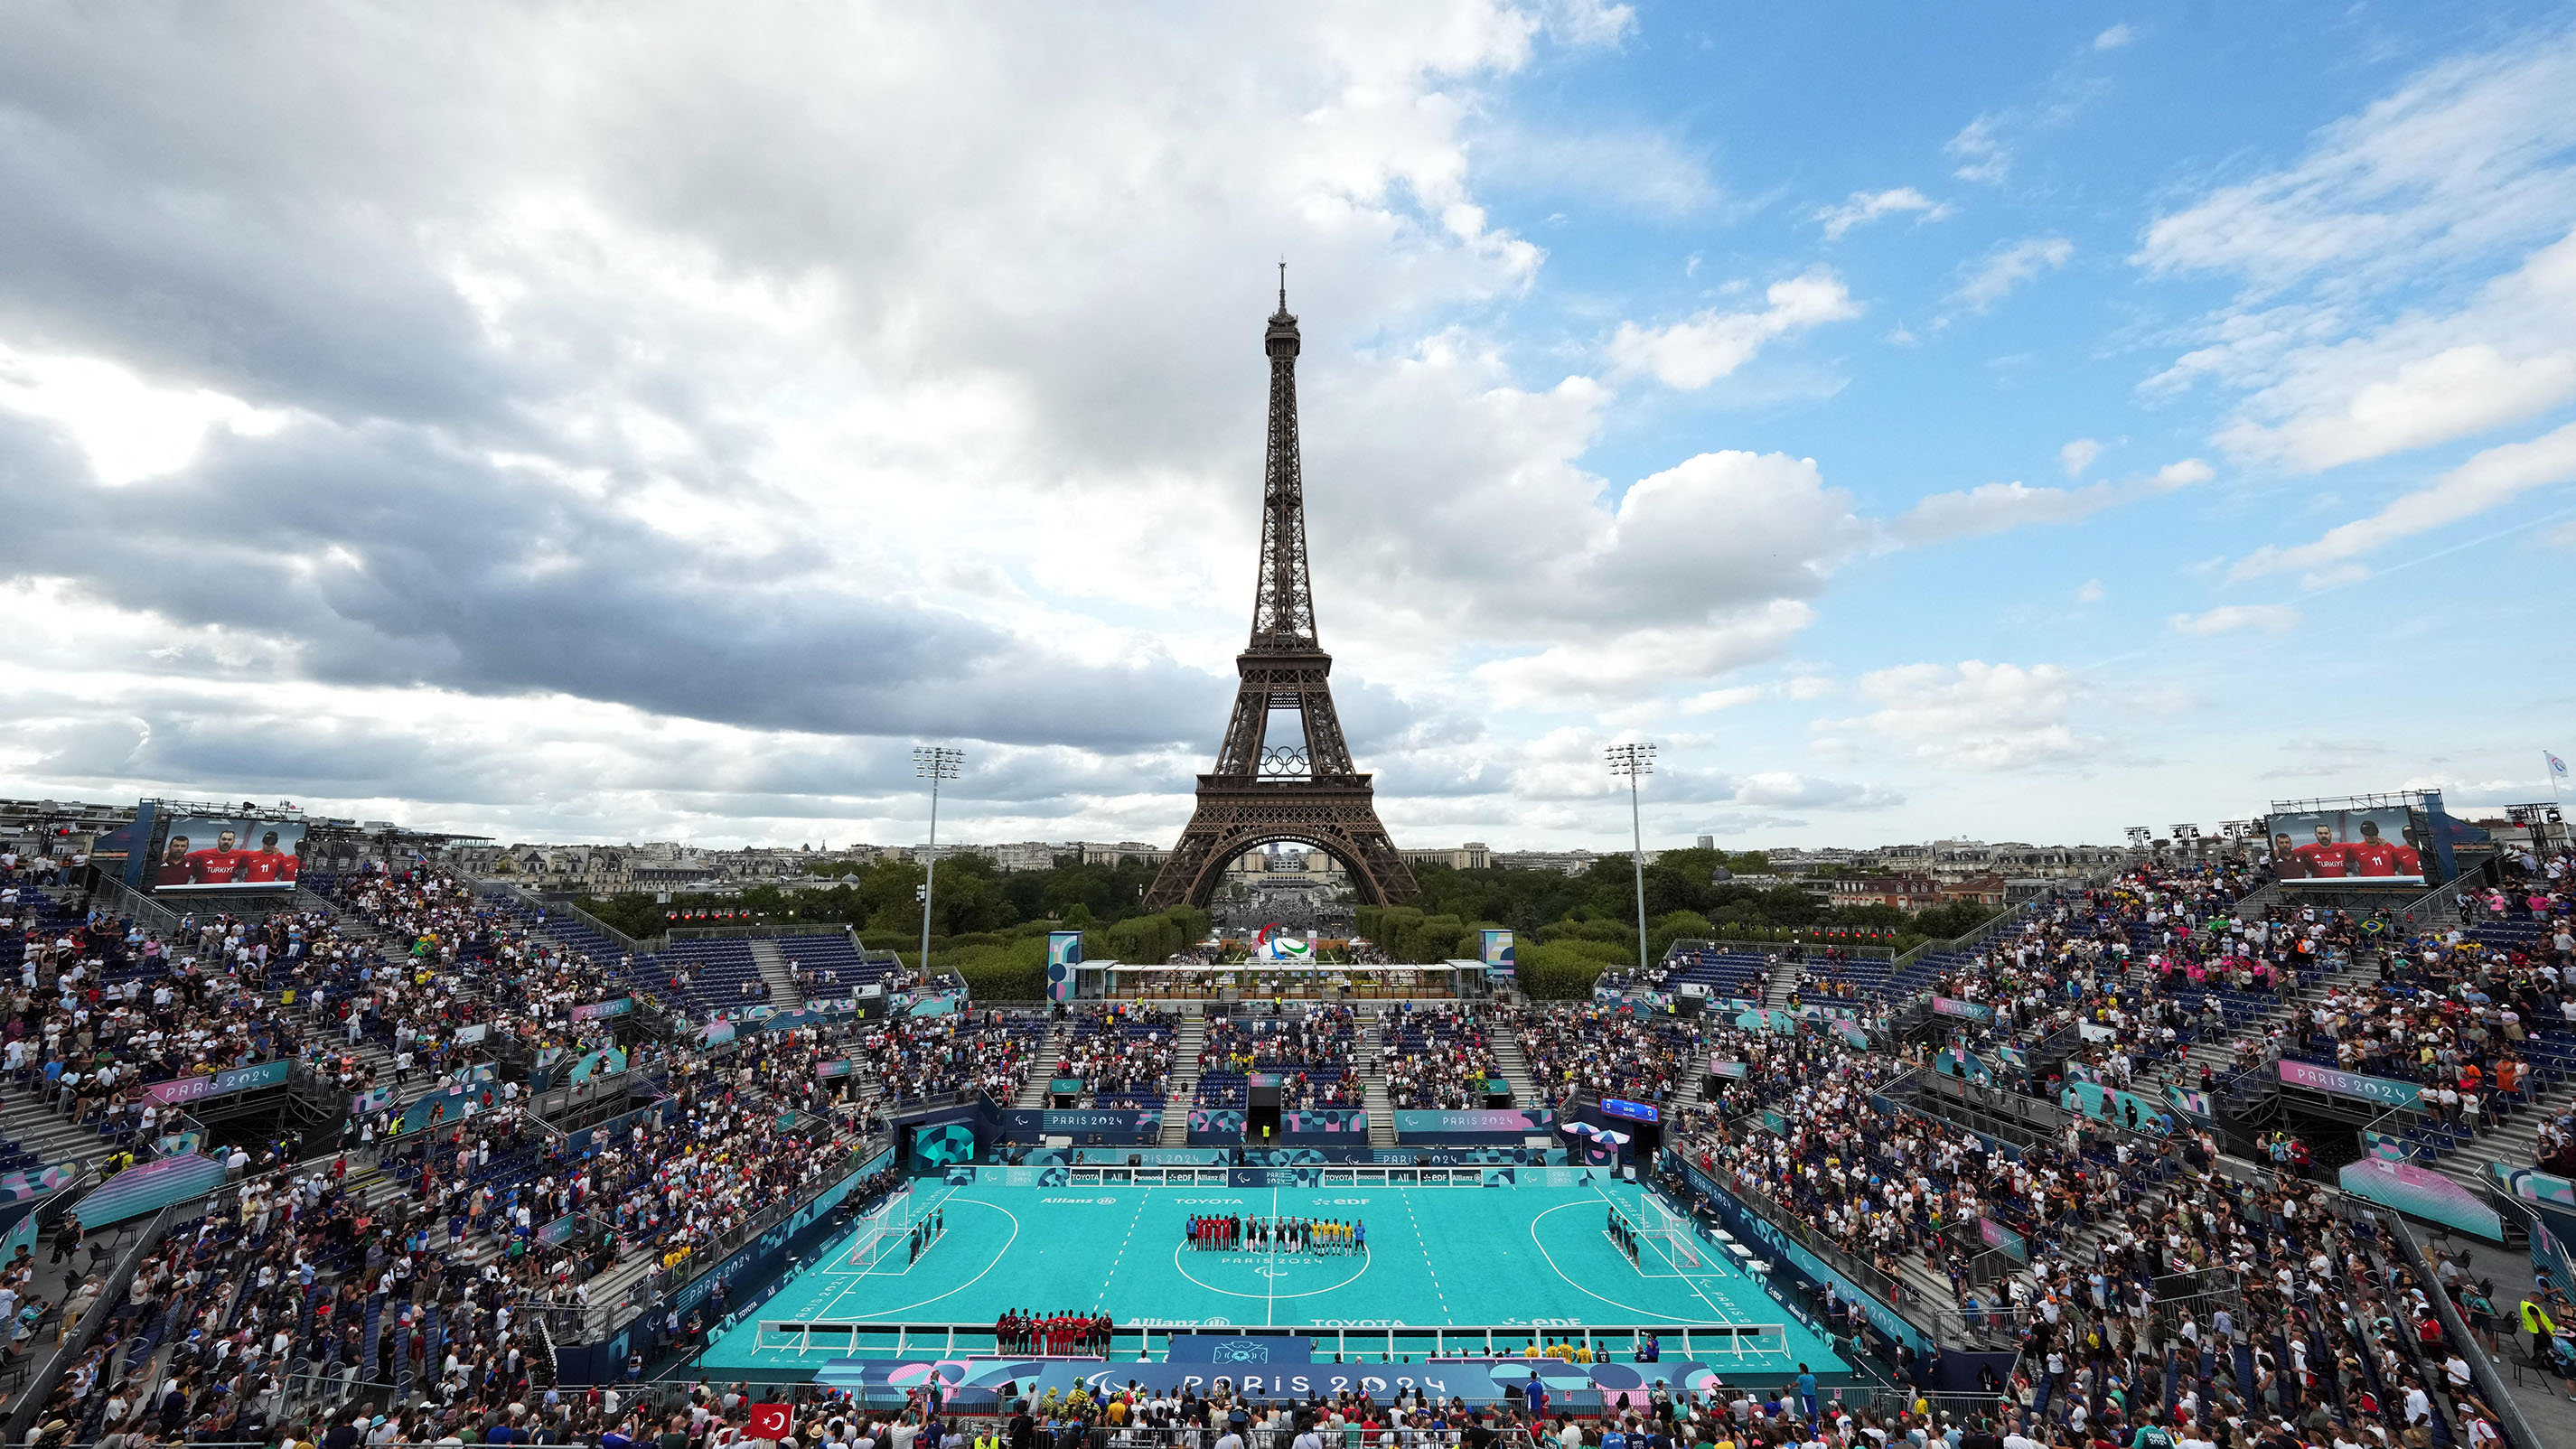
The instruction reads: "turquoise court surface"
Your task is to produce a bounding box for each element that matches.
[702,1180,1841,1376]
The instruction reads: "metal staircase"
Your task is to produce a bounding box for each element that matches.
[1362,1010,1397,1145]
[1762,952,1803,1010]
[749,939,803,1006]
[1011,1019,1063,1108]
[1160,1012,1206,1145]
[1492,1026,1543,1107]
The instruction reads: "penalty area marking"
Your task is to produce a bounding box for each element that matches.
[815,1197,1020,1321]
[1524,1201,1743,1327]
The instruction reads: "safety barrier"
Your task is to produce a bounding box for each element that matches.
[754,1318,1788,1363]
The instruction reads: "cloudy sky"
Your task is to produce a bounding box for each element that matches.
[2,1,2572,853]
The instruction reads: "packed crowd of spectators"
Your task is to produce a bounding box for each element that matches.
[843,1010,1046,1106]
[1514,1005,1700,1105]
[1195,1005,1363,1109]
[0,855,909,1447]
[4,833,2572,1449]
[1379,1003,1500,1110]
[1053,1005,1175,1108]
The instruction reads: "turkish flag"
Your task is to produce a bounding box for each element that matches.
[745,1405,793,1441]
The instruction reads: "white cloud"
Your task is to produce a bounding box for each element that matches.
[1678,671,1832,714]
[1476,601,1814,706]
[1892,457,2211,544]
[2094,24,2135,51]
[0,0,1737,847]
[1725,771,1903,810]
[2059,437,2102,477]
[0,342,290,486]
[1491,727,1899,814]
[2135,29,2576,292]
[2169,603,2301,635]
[2201,229,2576,472]
[1947,115,2011,185]
[1815,187,1952,240]
[2136,27,2576,491]
[1815,661,2097,771]
[1681,684,1771,714]
[2075,579,2104,603]
[1475,123,1719,216]
[1606,269,1861,388]
[2231,419,2576,578]
[1952,236,2074,311]
[1898,481,2113,542]
[1539,0,1636,47]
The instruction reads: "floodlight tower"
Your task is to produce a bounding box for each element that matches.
[913,745,964,977]
[1606,742,1656,977]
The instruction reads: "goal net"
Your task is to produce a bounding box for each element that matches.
[843,1183,917,1268]
[1632,1194,1706,1278]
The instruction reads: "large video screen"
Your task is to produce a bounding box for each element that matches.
[150,816,306,892]
[2268,807,2426,886]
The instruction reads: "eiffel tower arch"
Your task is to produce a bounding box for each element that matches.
[1144,276,1418,911]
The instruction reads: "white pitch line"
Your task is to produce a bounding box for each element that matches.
[1398,1188,1451,1322]
[1098,1191,1149,1302]
[1522,1201,1705,1325]
[1600,1180,1738,1324]
[839,1197,1023,1320]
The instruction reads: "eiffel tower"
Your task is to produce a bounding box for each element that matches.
[1144,275,1418,911]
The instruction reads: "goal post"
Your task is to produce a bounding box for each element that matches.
[1634,1194,1705,1276]
[843,1183,917,1268]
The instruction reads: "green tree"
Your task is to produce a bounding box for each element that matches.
[1647,909,1715,966]
[1910,899,2003,941]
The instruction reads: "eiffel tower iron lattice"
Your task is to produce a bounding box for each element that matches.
[1144,276,1418,911]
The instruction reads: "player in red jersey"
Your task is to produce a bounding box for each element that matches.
[183,827,249,884]
[2347,818,2421,879]
[2291,824,2351,878]
[239,829,300,883]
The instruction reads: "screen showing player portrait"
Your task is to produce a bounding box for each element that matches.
[151,816,307,893]
[2267,807,2425,886]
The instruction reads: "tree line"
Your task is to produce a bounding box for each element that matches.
[577,851,1199,998]
[573,844,2002,1001]
[1366,847,2000,996]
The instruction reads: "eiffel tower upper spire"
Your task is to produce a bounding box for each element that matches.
[1249,266,1318,654]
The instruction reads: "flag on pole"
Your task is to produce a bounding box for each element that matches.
[2549,751,2568,780]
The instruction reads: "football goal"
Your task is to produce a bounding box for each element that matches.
[843,1183,917,1269]
[1633,1193,1710,1278]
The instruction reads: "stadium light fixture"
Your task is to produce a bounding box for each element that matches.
[913,745,964,977]
[1606,742,1655,977]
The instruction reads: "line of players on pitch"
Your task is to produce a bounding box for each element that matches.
[1185,1213,1365,1255]
[906,1206,947,1264]
[1605,1207,1641,1265]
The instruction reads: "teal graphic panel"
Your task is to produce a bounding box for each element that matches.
[73,1155,227,1226]
[912,1123,977,1169]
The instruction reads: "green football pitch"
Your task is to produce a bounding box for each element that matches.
[702,1180,1841,1374]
